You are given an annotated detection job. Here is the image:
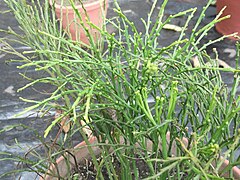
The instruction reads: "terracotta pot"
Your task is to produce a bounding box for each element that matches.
[40,136,98,180]
[49,0,108,44]
[216,0,240,40]
[40,133,240,179]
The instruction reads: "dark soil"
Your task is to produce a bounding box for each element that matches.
[72,153,192,179]
[73,154,152,179]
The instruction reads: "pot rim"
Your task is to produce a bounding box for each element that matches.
[40,136,97,180]
[49,0,107,11]
[55,136,96,164]
[215,0,240,41]
[41,135,240,179]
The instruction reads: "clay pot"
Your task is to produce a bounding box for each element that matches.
[216,0,240,40]
[40,134,240,179]
[50,0,108,44]
[40,136,98,180]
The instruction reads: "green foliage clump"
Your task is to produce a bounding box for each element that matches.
[0,0,239,179]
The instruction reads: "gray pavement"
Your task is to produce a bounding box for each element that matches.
[0,0,239,179]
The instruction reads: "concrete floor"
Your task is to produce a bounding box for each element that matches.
[0,0,239,179]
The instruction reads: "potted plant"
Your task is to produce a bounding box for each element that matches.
[50,0,108,44]
[1,0,240,179]
[216,0,240,40]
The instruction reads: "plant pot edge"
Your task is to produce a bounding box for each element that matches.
[39,136,97,180]
[215,0,240,40]
[49,0,108,12]
[49,0,108,43]
[40,134,240,179]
